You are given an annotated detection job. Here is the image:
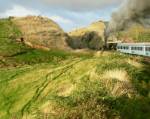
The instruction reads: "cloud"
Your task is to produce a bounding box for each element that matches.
[0,0,122,13]
[49,15,73,24]
[0,0,124,31]
[42,0,122,11]
[0,5,40,18]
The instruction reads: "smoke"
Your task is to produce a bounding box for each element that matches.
[107,0,150,35]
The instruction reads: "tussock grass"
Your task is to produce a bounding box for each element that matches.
[127,59,143,68]
[57,83,75,97]
[0,44,149,119]
[103,69,129,82]
[101,69,135,97]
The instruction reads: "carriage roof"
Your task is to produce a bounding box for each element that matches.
[117,43,150,46]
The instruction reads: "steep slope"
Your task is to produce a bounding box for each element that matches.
[11,16,70,50]
[67,21,106,50]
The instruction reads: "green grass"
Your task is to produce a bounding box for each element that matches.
[0,51,150,119]
[0,18,92,67]
[0,18,21,38]
[0,18,150,119]
[0,18,27,57]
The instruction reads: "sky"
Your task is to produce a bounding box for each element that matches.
[0,0,124,31]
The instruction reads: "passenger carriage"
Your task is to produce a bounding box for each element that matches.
[117,43,150,57]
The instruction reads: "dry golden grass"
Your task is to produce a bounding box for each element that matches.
[38,101,66,119]
[94,51,102,57]
[57,83,75,97]
[101,69,135,97]
[103,69,129,82]
[40,101,58,115]
[94,51,111,57]
[89,68,99,81]
[22,114,34,119]
[127,59,143,68]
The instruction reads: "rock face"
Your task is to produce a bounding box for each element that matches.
[67,21,106,50]
[12,16,71,50]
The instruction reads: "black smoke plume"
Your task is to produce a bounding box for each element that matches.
[107,0,150,35]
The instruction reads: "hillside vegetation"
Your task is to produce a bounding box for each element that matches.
[108,23,150,43]
[0,17,150,119]
[0,49,150,119]
[0,18,28,57]
[10,16,70,50]
[68,21,106,50]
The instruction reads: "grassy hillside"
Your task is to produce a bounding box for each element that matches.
[11,16,70,50]
[0,16,71,51]
[0,39,150,119]
[0,18,150,119]
[108,24,150,43]
[68,21,105,50]
[0,18,26,56]
[0,18,73,68]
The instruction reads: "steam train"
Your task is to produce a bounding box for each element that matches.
[117,43,150,57]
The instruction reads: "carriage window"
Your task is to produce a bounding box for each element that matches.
[131,47,143,50]
[126,46,129,50]
[139,47,143,51]
[135,47,138,50]
[137,47,143,51]
[123,46,128,50]
[118,46,129,50]
[146,47,150,51]
[136,47,138,50]
[131,47,135,50]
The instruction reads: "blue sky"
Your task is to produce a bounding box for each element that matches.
[0,0,123,31]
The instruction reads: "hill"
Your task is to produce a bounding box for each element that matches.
[67,21,106,50]
[0,18,28,57]
[8,16,70,50]
[0,17,150,119]
[0,17,73,68]
[108,23,150,43]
